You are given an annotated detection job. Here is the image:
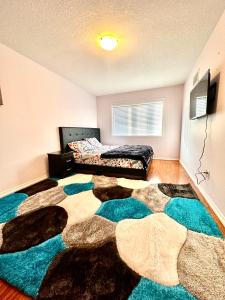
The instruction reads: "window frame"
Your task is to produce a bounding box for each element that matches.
[111,99,164,137]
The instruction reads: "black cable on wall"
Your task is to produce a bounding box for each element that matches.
[195,114,209,185]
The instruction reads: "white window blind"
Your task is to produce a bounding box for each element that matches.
[112,101,163,136]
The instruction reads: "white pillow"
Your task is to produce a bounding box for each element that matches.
[68,140,93,153]
[85,137,102,148]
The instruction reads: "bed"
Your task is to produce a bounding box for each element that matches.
[59,127,153,180]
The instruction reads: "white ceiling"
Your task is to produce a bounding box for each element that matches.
[0,1,225,96]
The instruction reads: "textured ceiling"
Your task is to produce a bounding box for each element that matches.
[0,1,225,96]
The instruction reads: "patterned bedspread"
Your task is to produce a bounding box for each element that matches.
[73,145,144,169]
[101,145,154,169]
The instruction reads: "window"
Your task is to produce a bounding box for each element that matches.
[112,101,163,136]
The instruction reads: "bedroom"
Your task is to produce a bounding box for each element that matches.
[0,1,225,299]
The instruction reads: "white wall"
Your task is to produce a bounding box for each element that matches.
[97,85,184,160]
[0,43,97,193]
[180,11,225,217]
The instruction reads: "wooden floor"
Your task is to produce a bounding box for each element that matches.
[0,159,224,300]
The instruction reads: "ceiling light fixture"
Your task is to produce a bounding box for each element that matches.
[99,34,118,51]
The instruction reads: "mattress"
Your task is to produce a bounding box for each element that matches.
[73,145,144,170]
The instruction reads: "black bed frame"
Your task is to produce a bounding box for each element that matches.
[59,127,151,180]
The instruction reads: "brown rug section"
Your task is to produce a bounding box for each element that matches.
[17,186,66,215]
[62,215,116,248]
[93,186,133,202]
[132,185,170,212]
[158,183,198,199]
[92,175,118,188]
[0,206,67,253]
[37,240,141,300]
[17,179,58,196]
[178,230,225,299]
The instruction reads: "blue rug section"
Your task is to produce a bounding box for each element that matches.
[0,234,65,298]
[165,197,223,238]
[0,193,28,223]
[64,182,94,195]
[96,197,152,222]
[128,277,196,300]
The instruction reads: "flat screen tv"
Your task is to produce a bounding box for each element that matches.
[190,70,210,120]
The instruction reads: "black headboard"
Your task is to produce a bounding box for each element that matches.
[59,127,101,152]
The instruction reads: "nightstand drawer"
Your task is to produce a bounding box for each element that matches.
[62,167,74,178]
[62,156,73,165]
[64,157,73,163]
[63,165,73,172]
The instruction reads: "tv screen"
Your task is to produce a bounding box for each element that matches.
[190,70,210,119]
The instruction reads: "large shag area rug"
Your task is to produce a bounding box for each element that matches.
[0,174,224,300]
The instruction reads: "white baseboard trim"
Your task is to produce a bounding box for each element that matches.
[180,160,225,227]
[0,175,48,198]
[154,157,179,161]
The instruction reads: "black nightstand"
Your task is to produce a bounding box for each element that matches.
[48,151,74,178]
